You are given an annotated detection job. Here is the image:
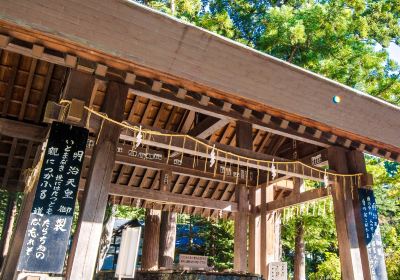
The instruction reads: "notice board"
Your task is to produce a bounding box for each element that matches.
[18,122,88,273]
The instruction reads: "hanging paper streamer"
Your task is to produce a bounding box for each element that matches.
[209,145,216,167]
[324,169,329,187]
[135,125,143,148]
[271,159,277,179]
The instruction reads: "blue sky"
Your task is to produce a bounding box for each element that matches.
[388,42,400,64]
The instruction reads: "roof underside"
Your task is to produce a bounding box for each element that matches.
[0,0,399,157]
[0,0,399,217]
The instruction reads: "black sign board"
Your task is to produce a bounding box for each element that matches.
[18,122,88,273]
[358,188,388,280]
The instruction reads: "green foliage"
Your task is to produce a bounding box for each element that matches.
[176,215,234,270]
[309,252,341,280]
[114,205,146,221]
[133,0,400,277]
[282,197,338,276]
[134,0,400,105]
[365,156,400,280]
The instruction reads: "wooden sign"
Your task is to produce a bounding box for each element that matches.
[358,188,388,280]
[18,122,88,273]
[179,254,208,269]
[268,262,287,280]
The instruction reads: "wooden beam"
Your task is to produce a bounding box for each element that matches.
[188,116,229,139]
[265,187,329,212]
[2,54,20,116]
[19,58,37,120]
[129,88,331,148]
[0,118,47,142]
[107,184,237,212]
[35,64,54,123]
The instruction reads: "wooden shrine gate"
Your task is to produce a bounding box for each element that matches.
[0,1,397,280]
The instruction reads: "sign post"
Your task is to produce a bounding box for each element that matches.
[17,122,88,274]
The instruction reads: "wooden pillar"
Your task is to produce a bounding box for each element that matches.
[236,121,257,273]
[1,143,45,280]
[142,209,161,270]
[234,184,249,272]
[159,211,177,268]
[328,147,364,280]
[248,186,260,274]
[66,81,128,280]
[0,192,17,268]
[293,178,306,280]
[260,183,275,278]
[347,150,372,280]
[158,170,176,269]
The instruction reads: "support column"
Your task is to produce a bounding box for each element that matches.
[1,143,45,280]
[293,178,305,280]
[236,121,256,274]
[260,183,276,278]
[158,170,176,269]
[142,209,161,270]
[347,150,373,280]
[159,211,177,268]
[66,81,128,280]
[234,184,249,272]
[0,192,17,268]
[248,186,260,274]
[328,147,364,280]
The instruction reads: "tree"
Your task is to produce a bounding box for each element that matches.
[132,1,400,277]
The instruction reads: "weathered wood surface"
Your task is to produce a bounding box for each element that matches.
[159,211,177,269]
[293,179,305,280]
[0,192,17,268]
[233,185,248,272]
[347,150,372,280]
[142,209,161,270]
[0,118,47,142]
[66,81,128,280]
[328,147,364,280]
[1,143,44,280]
[0,0,399,154]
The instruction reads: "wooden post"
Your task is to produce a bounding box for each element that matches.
[328,147,364,280]
[159,211,177,268]
[1,143,45,280]
[235,121,251,273]
[234,184,249,272]
[65,81,128,280]
[142,209,161,270]
[347,150,372,280]
[260,183,275,278]
[248,186,260,274]
[158,170,176,269]
[0,192,17,268]
[293,178,305,280]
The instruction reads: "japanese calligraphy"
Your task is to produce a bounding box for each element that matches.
[358,188,388,280]
[18,122,88,274]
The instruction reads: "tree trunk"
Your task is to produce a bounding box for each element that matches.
[294,220,305,280]
[142,209,161,270]
[170,0,175,15]
[159,211,176,269]
[0,192,17,268]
